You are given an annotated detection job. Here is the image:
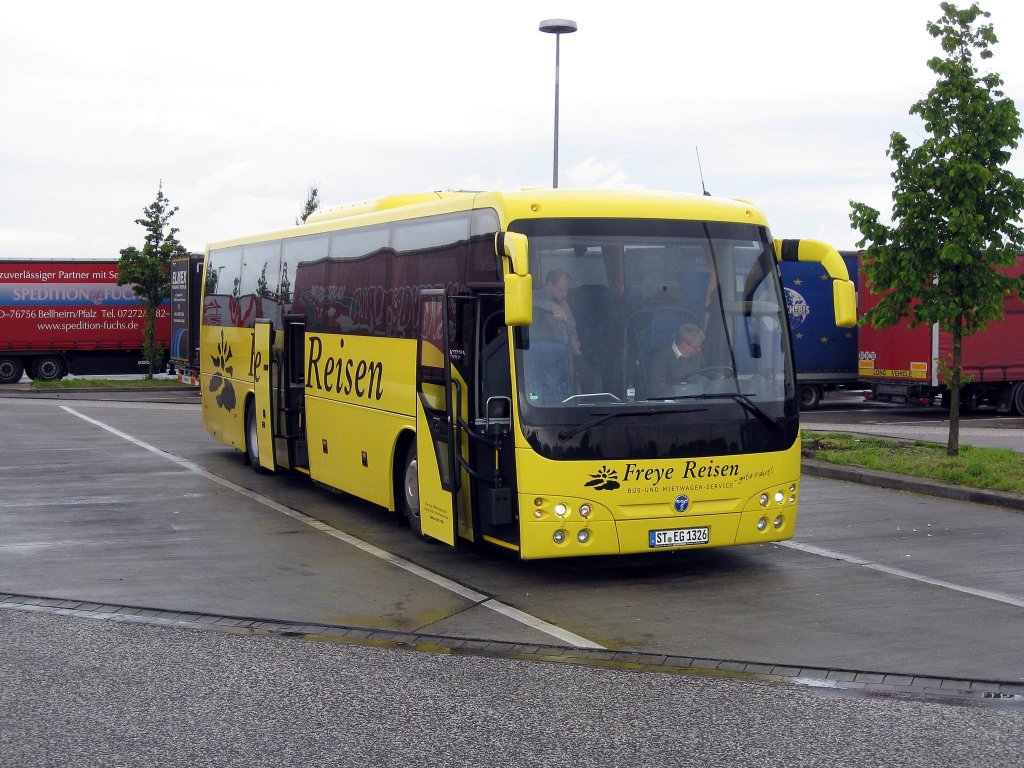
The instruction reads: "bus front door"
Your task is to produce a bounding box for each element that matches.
[415,290,460,546]
[282,315,309,471]
[252,320,276,471]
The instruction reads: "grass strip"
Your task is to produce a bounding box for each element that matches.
[31,378,188,390]
[802,431,1024,495]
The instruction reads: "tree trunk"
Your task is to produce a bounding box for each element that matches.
[946,317,963,457]
[143,303,159,380]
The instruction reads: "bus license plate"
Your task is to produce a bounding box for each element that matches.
[649,526,710,548]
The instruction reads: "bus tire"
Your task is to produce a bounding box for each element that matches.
[1012,381,1024,417]
[399,441,422,536]
[799,384,822,410]
[244,401,268,474]
[31,355,65,382]
[0,357,24,385]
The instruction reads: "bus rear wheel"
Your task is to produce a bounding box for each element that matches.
[31,355,65,382]
[399,442,422,536]
[0,357,24,385]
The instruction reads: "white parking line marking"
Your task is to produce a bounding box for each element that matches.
[60,406,605,649]
[781,540,1024,609]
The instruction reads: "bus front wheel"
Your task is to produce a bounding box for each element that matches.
[244,402,268,474]
[400,442,422,536]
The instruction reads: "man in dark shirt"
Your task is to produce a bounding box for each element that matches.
[648,323,707,396]
[526,269,580,403]
[531,269,581,354]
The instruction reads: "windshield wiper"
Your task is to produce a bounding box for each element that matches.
[557,407,702,442]
[694,393,781,432]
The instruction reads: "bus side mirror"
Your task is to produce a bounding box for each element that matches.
[496,232,533,326]
[774,238,857,327]
[496,232,530,276]
[504,273,533,326]
[833,279,856,328]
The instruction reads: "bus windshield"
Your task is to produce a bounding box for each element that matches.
[511,218,797,461]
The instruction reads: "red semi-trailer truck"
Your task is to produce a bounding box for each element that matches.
[0,257,170,383]
[858,255,1024,416]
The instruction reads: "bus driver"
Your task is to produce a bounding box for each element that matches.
[649,323,706,395]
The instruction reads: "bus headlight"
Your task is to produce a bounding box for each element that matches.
[553,530,567,544]
[759,493,769,507]
[774,515,785,529]
[757,517,768,531]
[554,503,569,517]
[579,504,592,519]
[577,529,591,544]
[774,491,785,504]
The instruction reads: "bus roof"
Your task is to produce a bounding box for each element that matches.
[207,188,770,252]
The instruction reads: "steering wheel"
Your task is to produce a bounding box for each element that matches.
[692,366,735,380]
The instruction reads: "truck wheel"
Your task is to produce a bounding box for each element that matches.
[31,355,65,382]
[1012,382,1024,417]
[799,384,822,410]
[244,401,268,474]
[0,357,24,384]
[398,442,422,536]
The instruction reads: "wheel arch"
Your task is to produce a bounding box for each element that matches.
[242,390,258,465]
[390,427,417,514]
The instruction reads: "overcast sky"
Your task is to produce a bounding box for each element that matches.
[2,0,1022,261]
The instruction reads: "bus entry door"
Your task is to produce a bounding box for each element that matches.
[415,290,460,546]
[253,320,276,471]
[281,315,309,471]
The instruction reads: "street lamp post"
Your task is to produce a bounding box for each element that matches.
[539,18,577,189]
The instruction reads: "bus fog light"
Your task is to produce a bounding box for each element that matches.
[774,515,784,529]
[789,483,796,493]
[534,509,543,518]
[534,498,544,507]
[759,493,769,507]
[757,516,768,531]
[577,529,591,544]
[554,503,569,517]
[788,495,796,504]
[579,504,592,518]
[553,529,567,544]
[774,491,785,504]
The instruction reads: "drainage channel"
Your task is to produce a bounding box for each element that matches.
[2,592,1021,710]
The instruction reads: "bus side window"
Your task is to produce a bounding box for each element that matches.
[204,247,242,327]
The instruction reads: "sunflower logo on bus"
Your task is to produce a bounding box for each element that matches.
[585,466,620,491]
[208,330,236,411]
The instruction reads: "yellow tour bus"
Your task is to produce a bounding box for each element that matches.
[200,189,855,559]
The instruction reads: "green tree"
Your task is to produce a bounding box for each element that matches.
[296,182,320,225]
[850,2,1024,456]
[118,182,188,378]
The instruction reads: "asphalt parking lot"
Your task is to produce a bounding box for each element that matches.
[1,387,1022,765]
